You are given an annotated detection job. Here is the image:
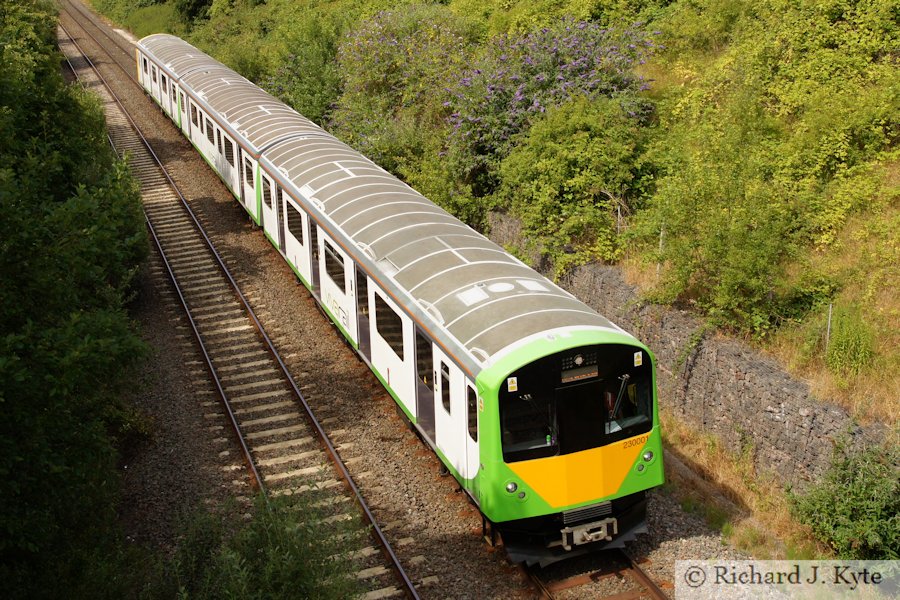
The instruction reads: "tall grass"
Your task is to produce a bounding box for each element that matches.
[661,412,825,559]
[161,494,364,599]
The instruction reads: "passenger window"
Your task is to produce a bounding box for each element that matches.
[467,385,478,442]
[191,104,198,127]
[180,92,185,112]
[415,330,431,386]
[223,137,235,167]
[171,84,177,104]
[142,58,148,74]
[262,178,273,209]
[205,119,214,145]
[216,130,223,155]
[323,239,345,289]
[243,157,253,186]
[161,74,167,94]
[374,293,404,360]
[286,198,304,245]
[151,66,157,83]
[440,363,451,415]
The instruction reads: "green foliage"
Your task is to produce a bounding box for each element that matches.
[89,0,898,343]
[446,0,672,34]
[165,496,362,599]
[174,0,211,25]
[126,3,180,38]
[631,92,800,333]
[496,96,648,270]
[825,306,875,380]
[633,0,899,334]
[261,16,343,124]
[397,131,486,227]
[792,443,900,559]
[656,0,747,53]
[444,18,656,199]
[0,1,148,595]
[91,0,178,35]
[330,6,479,172]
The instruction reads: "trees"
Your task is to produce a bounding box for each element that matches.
[0,1,147,594]
[497,96,649,270]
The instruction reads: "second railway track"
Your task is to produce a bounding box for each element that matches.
[57,17,421,600]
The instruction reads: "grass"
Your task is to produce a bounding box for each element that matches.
[123,4,180,39]
[160,493,365,599]
[767,160,900,427]
[87,0,182,39]
[660,410,828,559]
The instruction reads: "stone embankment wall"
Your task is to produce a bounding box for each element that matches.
[488,214,886,489]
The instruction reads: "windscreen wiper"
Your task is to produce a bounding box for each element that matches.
[610,373,630,420]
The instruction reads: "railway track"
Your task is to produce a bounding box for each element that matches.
[57,17,422,600]
[526,549,669,600]
[62,0,137,73]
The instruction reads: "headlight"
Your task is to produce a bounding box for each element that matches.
[643,451,654,462]
[505,482,518,493]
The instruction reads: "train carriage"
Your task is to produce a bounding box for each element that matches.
[136,34,664,566]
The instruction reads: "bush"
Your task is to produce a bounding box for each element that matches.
[444,17,657,197]
[330,6,479,172]
[174,0,211,25]
[792,443,899,559]
[630,94,798,334]
[497,95,649,270]
[124,3,180,38]
[165,496,362,599]
[261,16,343,125]
[634,0,899,335]
[0,1,148,594]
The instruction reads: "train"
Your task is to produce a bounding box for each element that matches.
[135,34,664,566]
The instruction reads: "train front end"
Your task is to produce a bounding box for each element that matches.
[476,328,663,566]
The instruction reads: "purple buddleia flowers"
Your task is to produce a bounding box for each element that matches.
[446,18,658,165]
[335,10,471,110]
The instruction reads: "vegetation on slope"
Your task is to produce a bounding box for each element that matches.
[792,442,899,559]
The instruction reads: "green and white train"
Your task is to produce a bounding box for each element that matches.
[136,34,664,566]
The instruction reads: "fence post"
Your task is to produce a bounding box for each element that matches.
[656,226,664,280]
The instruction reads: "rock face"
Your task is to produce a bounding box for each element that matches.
[488,213,885,489]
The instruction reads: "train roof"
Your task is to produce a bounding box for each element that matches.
[137,34,632,374]
[139,34,324,155]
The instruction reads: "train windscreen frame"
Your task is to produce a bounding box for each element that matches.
[499,344,653,463]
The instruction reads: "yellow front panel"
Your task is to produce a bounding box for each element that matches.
[507,435,646,508]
